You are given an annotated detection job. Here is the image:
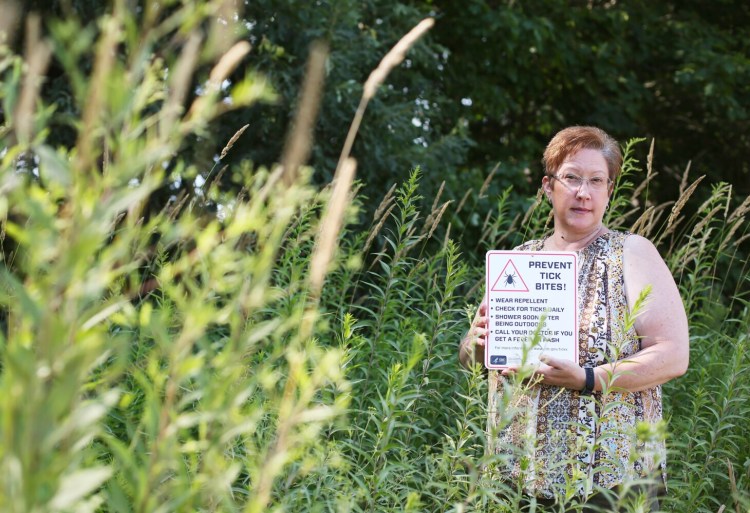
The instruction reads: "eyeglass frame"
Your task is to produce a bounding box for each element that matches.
[547,172,613,192]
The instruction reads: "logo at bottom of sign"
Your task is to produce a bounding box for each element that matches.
[490,355,507,365]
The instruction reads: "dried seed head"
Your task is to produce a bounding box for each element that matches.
[427,200,452,240]
[372,183,397,223]
[162,31,202,134]
[209,41,251,87]
[0,0,21,44]
[679,161,692,196]
[455,188,473,214]
[15,14,51,144]
[308,158,356,297]
[666,175,705,230]
[630,205,655,236]
[281,41,328,186]
[430,180,446,214]
[221,124,250,160]
[479,163,499,199]
[728,195,750,224]
[720,217,744,254]
[363,203,395,254]
[363,18,434,100]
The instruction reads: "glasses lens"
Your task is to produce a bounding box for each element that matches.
[557,174,609,191]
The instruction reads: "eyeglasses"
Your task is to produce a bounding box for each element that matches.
[549,173,612,192]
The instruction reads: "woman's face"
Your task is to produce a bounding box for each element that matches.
[542,148,612,237]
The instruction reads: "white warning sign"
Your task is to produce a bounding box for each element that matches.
[485,251,578,369]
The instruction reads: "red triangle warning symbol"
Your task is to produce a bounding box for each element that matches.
[490,259,529,292]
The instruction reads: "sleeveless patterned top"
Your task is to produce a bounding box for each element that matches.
[487,231,666,499]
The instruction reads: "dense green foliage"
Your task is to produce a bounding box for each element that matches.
[9,1,750,215]
[1,1,750,512]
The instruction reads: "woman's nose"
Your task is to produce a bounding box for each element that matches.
[575,184,591,198]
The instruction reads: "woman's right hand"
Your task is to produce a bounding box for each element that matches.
[459,300,488,368]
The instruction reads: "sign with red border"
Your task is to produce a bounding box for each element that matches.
[485,251,578,369]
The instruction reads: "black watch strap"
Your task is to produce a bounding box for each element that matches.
[581,367,595,395]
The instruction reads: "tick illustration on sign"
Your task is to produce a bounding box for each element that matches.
[489,258,529,292]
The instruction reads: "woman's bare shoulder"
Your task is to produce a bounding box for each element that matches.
[622,233,662,260]
[621,233,677,294]
[623,232,654,248]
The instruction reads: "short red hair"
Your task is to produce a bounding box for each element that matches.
[542,126,622,180]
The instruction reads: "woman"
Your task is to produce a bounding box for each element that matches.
[459,126,689,511]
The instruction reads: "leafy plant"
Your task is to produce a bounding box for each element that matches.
[1,3,750,513]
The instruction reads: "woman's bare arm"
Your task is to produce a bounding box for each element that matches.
[525,234,689,393]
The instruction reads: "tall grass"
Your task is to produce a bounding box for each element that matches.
[1,3,750,513]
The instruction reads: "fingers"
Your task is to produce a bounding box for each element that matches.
[460,303,490,366]
[500,365,520,376]
[533,356,586,390]
[462,314,488,353]
[533,362,552,379]
[470,325,487,346]
[467,302,488,345]
[538,354,558,367]
[472,303,488,325]
[469,311,488,346]
[499,356,585,391]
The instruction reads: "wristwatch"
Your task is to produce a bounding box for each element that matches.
[581,367,595,395]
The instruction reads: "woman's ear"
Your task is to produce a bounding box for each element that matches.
[608,171,617,192]
[542,175,552,197]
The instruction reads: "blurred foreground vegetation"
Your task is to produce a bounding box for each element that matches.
[1,2,749,512]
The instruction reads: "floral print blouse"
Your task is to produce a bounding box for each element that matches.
[487,231,666,499]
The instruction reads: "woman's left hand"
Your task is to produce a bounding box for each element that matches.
[500,354,587,391]
[534,354,586,391]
